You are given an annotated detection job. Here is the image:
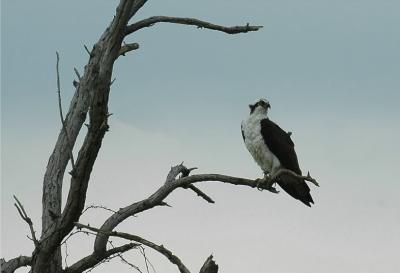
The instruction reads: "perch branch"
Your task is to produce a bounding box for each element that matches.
[76,223,191,273]
[0,256,32,273]
[56,52,76,172]
[13,195,39,248]
[126,16,263,35]
[93,164,281,255]
[94,163,319,256]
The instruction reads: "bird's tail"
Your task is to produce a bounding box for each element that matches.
[277,174,314,207]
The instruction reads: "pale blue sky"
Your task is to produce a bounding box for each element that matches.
[2,1,400,273]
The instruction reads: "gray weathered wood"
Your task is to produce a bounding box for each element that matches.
[1,1,268,272]
[0,256,31,273]
[33,1,139,272]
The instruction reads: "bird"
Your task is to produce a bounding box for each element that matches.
[241,98,314,207]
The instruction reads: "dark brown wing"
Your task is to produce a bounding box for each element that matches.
[260,118,314,206]
[260,118,301,174]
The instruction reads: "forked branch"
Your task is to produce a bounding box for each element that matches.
[180,165,215,203]
[126,16,263,35]
[13,195,39,248]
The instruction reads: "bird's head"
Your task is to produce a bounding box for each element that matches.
[249,98,271,115]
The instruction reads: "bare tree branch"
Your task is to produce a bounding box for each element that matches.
[35,1,140,272]
[94,163,318,255]
[73,67,81,81]
[84,45,92,56]
[1,256,31,273]
[180,167,215,203]
[138,246,155,273]
[126,16,263,35]
[76,223,191,273]
[64,243,138,273]
[56,51,76,172]
[185,185,215,204]
[93,164,278,255]
[271,169,320,187]
[119,42,140,56]
[199,255,218,273]
[108,241,143,273]
[128,0,148,18]
[13,195,39,248]
[82,204,117,215]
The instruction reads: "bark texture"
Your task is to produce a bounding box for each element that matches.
[33,1,138,272]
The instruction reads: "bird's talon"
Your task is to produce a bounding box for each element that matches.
[255,176,275,191]
[255,178,264,191]
[268,187,279,194]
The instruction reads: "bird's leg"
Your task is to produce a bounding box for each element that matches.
[255,172,278,193]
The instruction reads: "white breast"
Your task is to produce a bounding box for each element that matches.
[242,113,281,174]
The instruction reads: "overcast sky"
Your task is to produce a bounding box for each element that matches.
[2,1,400,273]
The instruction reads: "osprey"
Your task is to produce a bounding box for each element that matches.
[241,99,314,207]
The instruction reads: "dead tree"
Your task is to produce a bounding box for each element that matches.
[2,1,316,273]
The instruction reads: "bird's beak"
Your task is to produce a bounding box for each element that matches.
[249,104,254,109]
[267,103,271,109]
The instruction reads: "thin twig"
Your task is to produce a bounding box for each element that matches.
[74,67,81,81]
[139,247,151,273]
[138,246,157,273]
[82,204,117,215]
[64,240,69,267]
[185,185,215,203]
[56,52,76,171]
[13,195,39,248]
[61,229,98,246]
[109,241,143,273]
[84,45,91,56]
